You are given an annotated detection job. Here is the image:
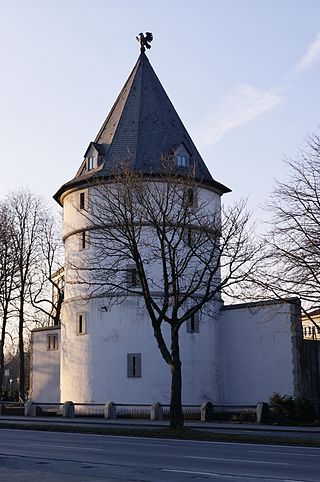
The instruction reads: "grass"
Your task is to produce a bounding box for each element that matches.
[0,421,319,447]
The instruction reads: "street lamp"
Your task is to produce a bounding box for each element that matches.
[9,378,13,392]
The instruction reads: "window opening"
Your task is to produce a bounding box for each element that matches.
[127,353,141,377]
[47,334,58,350]
[80,192,85,210]
[77,314,86,335]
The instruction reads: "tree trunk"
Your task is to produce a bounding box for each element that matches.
[0,341,4,393]
[0,308,7,392]
[170,326,183,429]
[18,300,25,401]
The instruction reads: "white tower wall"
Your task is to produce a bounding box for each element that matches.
[60,183,222,404]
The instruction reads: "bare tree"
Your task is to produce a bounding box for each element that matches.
[70,163,257,428]
[254,132,320,325]
[31,215,64,327]
[6,190,48,400]
[0,204,18,391]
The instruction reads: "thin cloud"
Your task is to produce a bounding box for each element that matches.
[198,84,282,147]
[296,32,320,72]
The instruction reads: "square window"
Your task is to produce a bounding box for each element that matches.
[176,154,189,168]
[77,314,86,335]
[127,353,141,377]
[47,334,58,350]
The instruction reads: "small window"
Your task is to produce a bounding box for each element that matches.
[176,154,189,168]
[47,334,58,350]
[127,353,141,378]
[126,265,141,287]
[183,187,197,208]
[80,231,88,250]
[80,192,85,210]
[187,313,200,333]
[77,314,86,335]
[183,227,194,247]
[87,156,96,171]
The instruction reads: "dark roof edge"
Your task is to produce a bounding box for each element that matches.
[32,325,61,333]
[222,297,301,311]
[53,173,231,206]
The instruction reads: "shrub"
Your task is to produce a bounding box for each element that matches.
[269,392,316,423]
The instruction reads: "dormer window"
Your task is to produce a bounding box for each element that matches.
[175,144,190,168]
[87,156,96,171]
[176,154,189,168]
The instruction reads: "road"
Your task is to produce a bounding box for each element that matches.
[0,428,319,481]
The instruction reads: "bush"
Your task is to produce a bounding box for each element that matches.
[269,392,316,423]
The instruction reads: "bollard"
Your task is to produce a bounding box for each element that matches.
[150,402,163,421]
[256,402,269,423]
[104,401,116,419]
[62,401,75,418]
[201,401,214,422]
[24,400,37,417]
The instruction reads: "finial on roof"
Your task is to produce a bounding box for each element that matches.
[136,32,153,53]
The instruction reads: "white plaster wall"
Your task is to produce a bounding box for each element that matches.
[60,297,221,404]
[30,329,60,403]
[219,302,298,404]
[60,182,223,404]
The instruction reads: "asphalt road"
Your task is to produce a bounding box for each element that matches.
[0,428,319,481]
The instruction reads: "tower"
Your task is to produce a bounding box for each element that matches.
[54,50,230,405]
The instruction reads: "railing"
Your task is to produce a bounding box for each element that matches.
[162,405,201,421]
[211,405,257,423]
[34,403,63,416]
[117,404,150,419]
[74,403,104,417]
[7,400,270,423]
[0,401,25,416]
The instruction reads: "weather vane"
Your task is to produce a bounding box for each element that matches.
[136,32,153,53]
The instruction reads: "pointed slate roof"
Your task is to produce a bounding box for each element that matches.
[54,53,230,204]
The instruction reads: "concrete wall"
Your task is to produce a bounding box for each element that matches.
[30,327,60,403]
[219,300,301,405]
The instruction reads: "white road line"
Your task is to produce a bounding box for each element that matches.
[249,449,320,457]
[99,440,169,447]
[163,469,304,481]
[162,469,223,477]
[30,443,102,451]
[186,455,290,465]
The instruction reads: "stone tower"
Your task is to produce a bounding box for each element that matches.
[53,52,230,404]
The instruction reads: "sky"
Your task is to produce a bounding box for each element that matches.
[0,0,320,220]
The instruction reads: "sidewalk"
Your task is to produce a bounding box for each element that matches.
[0,414,319,434]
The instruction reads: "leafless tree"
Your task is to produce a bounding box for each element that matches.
[6,190,48,400]
[0,204,18,391]
[69,162,257,428]
[31,215,64,327]
[253,133,320,326]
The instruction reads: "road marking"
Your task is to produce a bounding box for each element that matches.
[162,469,224,477]
[163,469,304,481]
[100,440,170,447]
[30,443,102,452]
[249,450,320,457]
[186,455,290,465]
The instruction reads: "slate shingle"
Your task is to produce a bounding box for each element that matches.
[54,53,230,204]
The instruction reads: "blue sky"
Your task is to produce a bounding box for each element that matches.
[1,0,320,219]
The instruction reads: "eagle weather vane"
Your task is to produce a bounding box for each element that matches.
[136,32,153,53]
